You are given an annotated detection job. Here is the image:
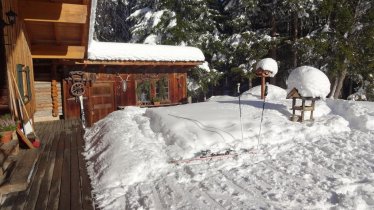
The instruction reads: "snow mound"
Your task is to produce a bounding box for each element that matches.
[84,107,169,209]
[347,87,367,101]
[80,96,374,210]
[242,84,287,100]
[207,95,237,102]
[256,58,278,77]
[287,66,331,98]
[327,99,374,132]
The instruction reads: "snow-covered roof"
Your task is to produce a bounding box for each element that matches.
[87,0,205,63]
[87,41,205,62]
[256,58,278,77]
[287,66,331,98]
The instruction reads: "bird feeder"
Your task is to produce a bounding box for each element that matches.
[255,58,278,99]
[286,66,331,122]
[286,88,319,122]
[255,68,271,99]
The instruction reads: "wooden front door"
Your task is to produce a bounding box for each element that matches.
[87,82,115,126]
[177,74,187,103]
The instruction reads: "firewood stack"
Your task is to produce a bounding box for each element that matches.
[51,80,59,117]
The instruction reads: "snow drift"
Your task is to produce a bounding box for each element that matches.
[82,84,374,210]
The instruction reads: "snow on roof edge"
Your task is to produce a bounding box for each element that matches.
[87,41,205,62]
[88,0,97,48]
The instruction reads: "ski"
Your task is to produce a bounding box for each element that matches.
[169,149,238,164]
[169,147,260,165]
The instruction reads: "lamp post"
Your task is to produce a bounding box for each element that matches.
[0,9,17,27]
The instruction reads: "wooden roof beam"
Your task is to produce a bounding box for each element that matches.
[31,45,85,59]
[19,1,88,24]
[79,60,203,66]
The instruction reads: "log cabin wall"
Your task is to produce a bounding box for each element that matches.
[61,65,189,126]
[0,2,7,113]
[1,0,36,120]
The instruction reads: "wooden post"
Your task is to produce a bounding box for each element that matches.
[261,76,266,99]
[255,69,270,100]
[310,98,316,120]
[292,98,296,118]
[301,98,305,122]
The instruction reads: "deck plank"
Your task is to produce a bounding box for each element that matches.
[59,130,71,210]
[71,128,83,210]
[7,123,52,210]
[0,120,94,210]
[46,131,65,210]
[77,128,95,210]
[22,125,55,210]
[34,129,59,210]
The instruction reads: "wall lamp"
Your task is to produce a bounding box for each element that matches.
[0,9,17,27]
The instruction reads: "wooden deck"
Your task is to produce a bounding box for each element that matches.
[0,119,95,210]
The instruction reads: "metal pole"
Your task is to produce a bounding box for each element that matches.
[79,95,86,129]
[258,82,268,146]
[237,83,244,141]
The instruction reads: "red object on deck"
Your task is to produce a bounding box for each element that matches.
[32,139,41,148]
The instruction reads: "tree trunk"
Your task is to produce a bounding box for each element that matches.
[333,67,348,99]
[248,77,252,90]
[270,14,277,85]
[292,11,298,68]
[329,77,338,99]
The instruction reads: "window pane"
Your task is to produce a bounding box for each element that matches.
[136,80,151,103]
[156,77,169,101]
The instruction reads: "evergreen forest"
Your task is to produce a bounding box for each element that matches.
[94,0,374,101]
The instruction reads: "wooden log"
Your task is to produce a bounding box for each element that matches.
[293,106,314,111]
[0,138,19,166]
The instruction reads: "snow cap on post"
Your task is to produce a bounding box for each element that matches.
[255,58,278,77]
[287,66,331,98]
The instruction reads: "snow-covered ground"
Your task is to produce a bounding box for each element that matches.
[84,85,374,210]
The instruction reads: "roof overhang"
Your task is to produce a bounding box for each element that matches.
[19,0,90,59]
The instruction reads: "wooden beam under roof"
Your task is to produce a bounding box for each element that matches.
[19,1,87,24]
[57,60,203,67]
[31,45,85,59]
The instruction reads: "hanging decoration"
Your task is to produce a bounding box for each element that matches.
[117,74,130,93]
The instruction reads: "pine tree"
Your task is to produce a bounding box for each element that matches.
[95,0,135,42]
[93,0,374,100]
[319,0,373,98]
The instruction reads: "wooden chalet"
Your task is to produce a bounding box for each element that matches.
[1,0,205,127]
[0,0,203,205]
